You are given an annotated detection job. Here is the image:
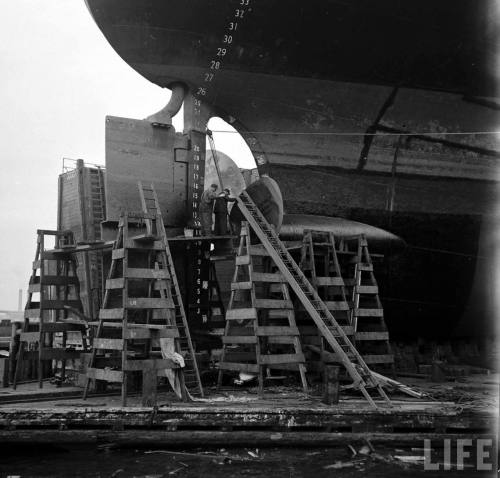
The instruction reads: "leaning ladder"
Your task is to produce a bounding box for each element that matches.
[236,191,391,408]
[138,181,204,397]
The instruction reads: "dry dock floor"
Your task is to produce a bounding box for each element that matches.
[0,374,496,447]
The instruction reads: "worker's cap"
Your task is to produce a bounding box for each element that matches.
[210,183,218,188]
[224,188,230,194]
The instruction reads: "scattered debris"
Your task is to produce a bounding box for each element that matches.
[168,462,188,475]
[347,444,357,457]
[372,371,427,398]
[323,460,360,469]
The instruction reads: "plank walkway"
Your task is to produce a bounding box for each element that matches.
[0,384,495,447]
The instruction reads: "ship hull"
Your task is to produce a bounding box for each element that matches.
[84,0,500,337]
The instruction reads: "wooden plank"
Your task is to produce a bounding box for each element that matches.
[363,354,394,364]
[324,301,350,311]
[355,285,378,294]
[226,308,257,320]
[112,249,125,260]
[106,278,125,289]
[93,338,124,350]
[354,308,384,317]
[315,277,344,286]
[24,309,41,319]
[222,336,257,344]
[252,272,284,283]
[256,326,299,336]
[86,367,123,382]
[355,331,389,341]
[126,268,169,279]
[142,369,157,407]
[125,240,164,251]
[127,298,174,309]
[99,308,124,320]
[28,284,41,293]
[218,362,259,373]
[124,359,179,371]
[254,299,293,309]
[231,281,253,290]
[124,328,179,339]
[235,255,250,266]
[259,353,305,365]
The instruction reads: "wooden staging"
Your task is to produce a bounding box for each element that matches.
[0,391,495,447]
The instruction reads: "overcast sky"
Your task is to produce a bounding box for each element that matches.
[0,0,254,310]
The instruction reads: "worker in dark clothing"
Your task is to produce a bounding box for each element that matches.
[200,183,218,235]
[213,188,236,235]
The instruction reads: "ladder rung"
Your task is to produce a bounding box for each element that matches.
[259,353,305,365]
[355,285,378,294]
[86,367,123,383]
[225,308,257,320]
[254,299,293,309]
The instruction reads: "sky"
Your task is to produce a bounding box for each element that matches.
[0,0,254,310]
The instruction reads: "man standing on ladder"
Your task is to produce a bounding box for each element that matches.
[200,183,218,235]
[214,188,236,235]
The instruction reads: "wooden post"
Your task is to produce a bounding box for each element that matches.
[142,369,158,407]
[322,365,340,405]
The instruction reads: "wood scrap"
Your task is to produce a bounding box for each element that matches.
[371,371,426,398]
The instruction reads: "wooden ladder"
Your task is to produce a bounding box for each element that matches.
[341,235,395,375]
[217,222,308,395]
[236,192,391,408]
[138,181,204,397]
[299,230,354,369]
[83,212,188,406]
[13,230,88,389]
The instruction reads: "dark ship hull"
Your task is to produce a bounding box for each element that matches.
[84,0,499,338]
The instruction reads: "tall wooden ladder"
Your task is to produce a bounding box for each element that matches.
[236,192,391,408]
[341,235,395,375]
[83,212,189,406]
[13,230,88,389]
[217,222,308,395]
[88,166,106,314]
[138,181,204,397]
[299,230,354,370]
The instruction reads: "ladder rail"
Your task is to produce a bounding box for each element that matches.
[138,181,204,397]
[236,192,390,407]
